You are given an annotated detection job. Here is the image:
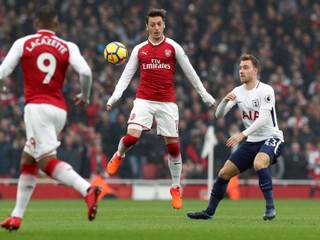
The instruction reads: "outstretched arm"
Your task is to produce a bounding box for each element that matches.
[174,43,215,107]
[0,39,23,90]
[68,42,92,106]
[215,92,236,118]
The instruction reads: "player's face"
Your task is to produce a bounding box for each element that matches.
[239,60,257,84]
[146,16,165,42]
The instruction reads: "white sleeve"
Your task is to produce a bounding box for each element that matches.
[174,43,215,107]
[107,46,139,106]
[0,39,23,89]
[215,99,236,118]
[242,108,270,137]
[68,42,92,103]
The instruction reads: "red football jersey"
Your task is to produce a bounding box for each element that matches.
[21,30,69,109]
[136,38,176,102]
[0,29,91,110]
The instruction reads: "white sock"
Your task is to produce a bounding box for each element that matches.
[12,174,36,218]
[51,161,90,197]
[168,154,182,188]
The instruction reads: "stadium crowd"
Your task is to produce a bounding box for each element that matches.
[0,0,320,182]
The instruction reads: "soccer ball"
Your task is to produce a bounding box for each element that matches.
[103,41,128,65]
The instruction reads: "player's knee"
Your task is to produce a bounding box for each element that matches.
[166,142,180,158]
[43,158,62,176]
[122,134,139,148]
[253,153,270,171]
[21,163,38,176]
[218,168,233,180]
[253,160,269,171]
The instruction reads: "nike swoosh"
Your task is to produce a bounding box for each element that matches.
[259,182,270,187]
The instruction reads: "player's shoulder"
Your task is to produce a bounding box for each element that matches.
[15,33,40,45]
[233,84,244,93]
[53,35,78,50]
[165,37,182,49]
[256,81,274,93]
[134,40,149,50]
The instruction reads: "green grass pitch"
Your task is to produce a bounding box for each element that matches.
[1,199,319,240]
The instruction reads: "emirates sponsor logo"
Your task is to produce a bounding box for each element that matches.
[142,58,170,70]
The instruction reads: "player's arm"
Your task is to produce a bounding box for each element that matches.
[0,39,23,91]
[106,45,139,110]
[215,92,237,118]
[174,43,215,107]
[68,42,92,106]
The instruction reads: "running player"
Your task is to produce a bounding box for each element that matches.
[0,5,100,232]
[187,54,284,220]
[106,8,215,210]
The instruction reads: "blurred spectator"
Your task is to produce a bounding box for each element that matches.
[306,142,320,198]
[283,142,308,179]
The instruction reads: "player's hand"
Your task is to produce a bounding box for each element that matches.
[223,92,236,102]
[106,103,112,110]
[106,95,117,110]
[210,101,216,110]
[74,93,88,107]
[226,133,245,147]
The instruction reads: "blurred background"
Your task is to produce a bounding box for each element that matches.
[0,0,319,198]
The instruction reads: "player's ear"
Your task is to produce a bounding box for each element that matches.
[53,18,59,31]
[34,19,39,30]
[146,24,148,31]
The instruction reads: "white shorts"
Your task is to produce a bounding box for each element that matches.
[23,104,67,161]
[128,98,179,137]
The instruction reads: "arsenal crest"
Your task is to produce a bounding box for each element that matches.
[165,49,172,57]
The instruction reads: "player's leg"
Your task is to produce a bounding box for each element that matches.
[187,141,256,220]
[156,102,182,209]
[31,104,100,220]
[254,152,275,220]
[1,152,37,231]
[107,127,141,175]
[255,138,283,220]
[37,155,101,220]
[107,99,152,176]
[187,160,239,219]
[165,137,182,209]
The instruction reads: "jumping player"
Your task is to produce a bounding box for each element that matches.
[106,8,215,210]
[0,5,101,231]
[187,54,284,220]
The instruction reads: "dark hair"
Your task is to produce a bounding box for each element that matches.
[240,54,260,72]
[145,8,166,24]
[36,5,57,28]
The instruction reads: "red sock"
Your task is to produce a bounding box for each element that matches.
[122,134,139,148]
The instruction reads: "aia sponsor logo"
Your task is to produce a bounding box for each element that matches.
[242,110,259,120]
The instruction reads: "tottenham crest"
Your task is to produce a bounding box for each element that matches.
[252,99,259,107]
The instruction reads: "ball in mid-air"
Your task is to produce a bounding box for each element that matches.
[104,41,128,65]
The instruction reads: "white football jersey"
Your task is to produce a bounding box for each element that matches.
[221,81,284,142]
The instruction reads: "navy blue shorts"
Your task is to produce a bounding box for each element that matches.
[229,138,284,173]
